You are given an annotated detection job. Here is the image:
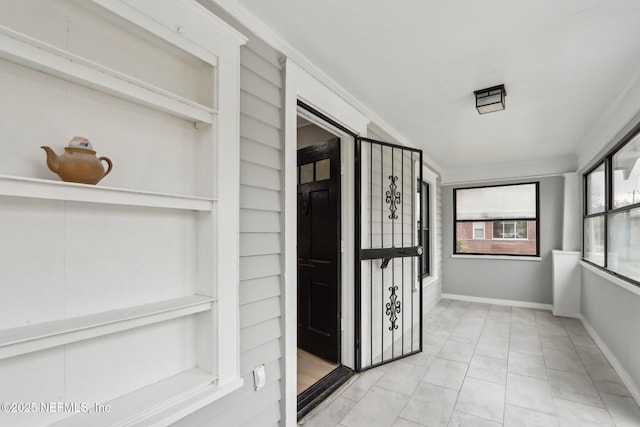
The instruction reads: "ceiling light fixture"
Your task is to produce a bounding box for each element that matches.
[474,84,506,114]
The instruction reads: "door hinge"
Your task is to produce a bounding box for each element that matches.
[341,318,344,331]
[341,240,345,253]
[341,163,345,175]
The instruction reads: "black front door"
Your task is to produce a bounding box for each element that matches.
[297,138,341,363]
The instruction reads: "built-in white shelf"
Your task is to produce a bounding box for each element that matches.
[0,295,215,360]
[0,25,217,127]
[52,367,220,427]
[0,175,214,211]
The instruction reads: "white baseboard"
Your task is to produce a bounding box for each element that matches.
[552,310,581,319]
[579,315,640,406]
[441,293,553,310]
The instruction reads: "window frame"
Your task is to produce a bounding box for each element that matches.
[582,122,640,287]
[472,222,485,239]
[492,220,528,240]
[421,180,430,278]
[583,162,606,266]
[453,182,540,257]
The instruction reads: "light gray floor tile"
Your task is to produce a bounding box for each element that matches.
[554,398,615,426]
[475,336,509,360]
[302,397,357,427]
[537,321,569,337]
[447,410,501,427]
[542,347,588,376]
[383,360,421,377]
[310,302,637,427]
[505,373,556,414]
[511,307,536,321]
[454,377,505,423]
[424,343,443,355]
[485,311,511,325]
[575,345,631,397]
[600,392,640,427]
[449,300,472,309]
[392,418,424,427]
[481,322,510,341]
[340,386,410,427]
[561,317,585,333]
[509,336,543,356]
[467,354,507,384]
[540,333,575,351]
[403,351,437,368]
[590,365,631,397]
[567,330,596,347]
[341,368,386,401]
[508,351,547,379]
[449,328,482,344]
[423,358,468,390]
[438,340,476,364]
[504,404,559,427]
[548,369,604,408]
[400,382,458,427]
[425,328,452,349]
[575,343,608,366]
[376,367,421,396]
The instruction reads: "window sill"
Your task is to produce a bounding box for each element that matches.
[579,261,640,297]
[451,254,541,261]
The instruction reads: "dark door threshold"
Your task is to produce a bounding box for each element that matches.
[297,365,354,421]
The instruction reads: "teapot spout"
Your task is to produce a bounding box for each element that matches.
[41,146,60,173]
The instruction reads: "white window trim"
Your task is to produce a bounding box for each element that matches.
[491,220,529,240]
[422,165,440,282]
[472,222,485,240]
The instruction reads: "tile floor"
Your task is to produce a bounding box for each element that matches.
[299,299,640,427]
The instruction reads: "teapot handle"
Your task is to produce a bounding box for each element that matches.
[99,156,113,178]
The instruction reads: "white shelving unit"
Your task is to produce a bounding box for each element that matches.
[0,295,215,361]
[0,175,215,210]
[0,24,217,127]
[0,1,245,425]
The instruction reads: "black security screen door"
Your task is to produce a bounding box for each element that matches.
[355,138,423,371]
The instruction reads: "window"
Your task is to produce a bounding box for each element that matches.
[584,127,640,284]
[473,222,485,239]
[421,181,430,277]
[584,163,605,266]
[454,183,539,256]
[492,220,528,239]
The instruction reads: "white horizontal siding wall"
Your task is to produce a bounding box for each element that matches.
[174,20,283,427]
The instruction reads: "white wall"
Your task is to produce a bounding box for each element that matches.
[581,267,640,401]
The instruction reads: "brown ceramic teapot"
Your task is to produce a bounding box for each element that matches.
[42,137,113,185]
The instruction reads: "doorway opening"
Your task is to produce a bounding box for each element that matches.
[296,108,354,418]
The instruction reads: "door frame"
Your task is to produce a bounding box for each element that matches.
[297,104,356,371]
[283,59,369,426]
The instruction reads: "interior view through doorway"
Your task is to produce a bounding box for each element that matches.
[296,109,354,418]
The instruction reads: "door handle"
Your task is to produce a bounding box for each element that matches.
[361,246,424,261]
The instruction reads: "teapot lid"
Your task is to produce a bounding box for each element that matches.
[68,136,93,150]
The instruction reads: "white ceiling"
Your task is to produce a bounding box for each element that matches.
[232,0,640,177]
